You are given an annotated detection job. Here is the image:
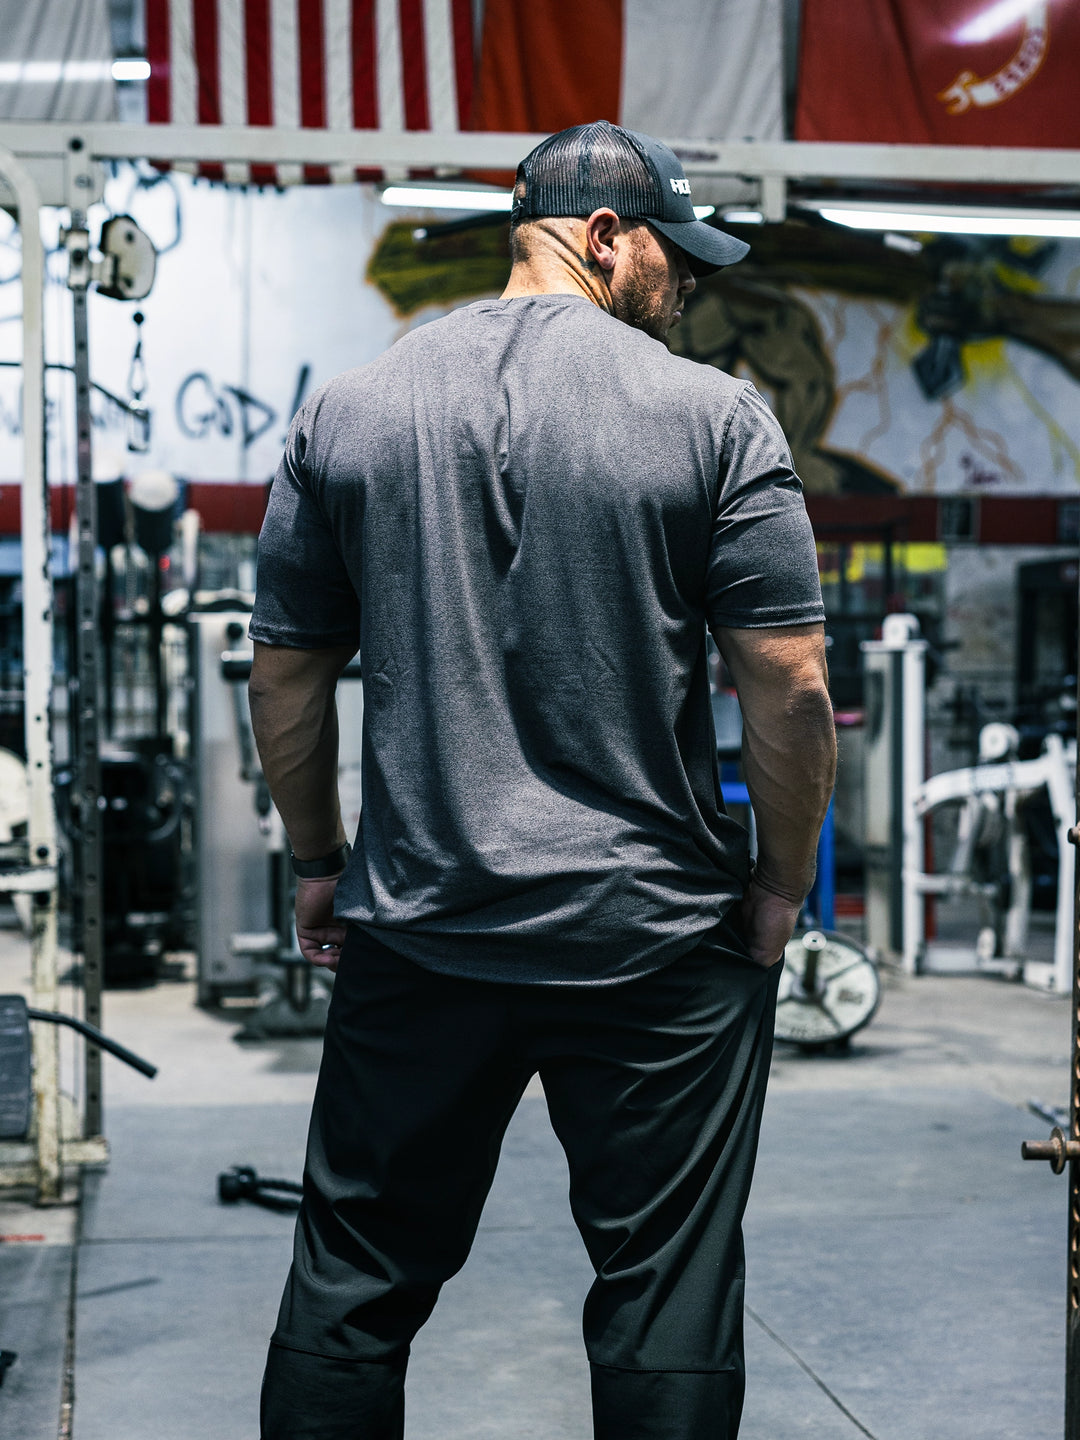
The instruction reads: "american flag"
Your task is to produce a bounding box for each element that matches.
[145,0,476,185]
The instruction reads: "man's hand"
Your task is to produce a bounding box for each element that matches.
[295,875,348,971]
[739,878,802,969]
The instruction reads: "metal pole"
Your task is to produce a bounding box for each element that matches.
[0,146,63,1200]
[65,220,103,1139]
[1032,568,1080,1434]
[1066,590,1080,1438]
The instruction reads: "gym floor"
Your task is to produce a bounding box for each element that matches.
[0,908,1072,1440]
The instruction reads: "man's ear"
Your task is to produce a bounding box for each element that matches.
[584,209,622,272]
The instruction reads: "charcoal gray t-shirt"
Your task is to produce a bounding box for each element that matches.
[250,293,824,984]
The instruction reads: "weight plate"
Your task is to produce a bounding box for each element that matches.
[774,929,881,1049]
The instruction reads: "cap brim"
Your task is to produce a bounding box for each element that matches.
[650,217,750,275]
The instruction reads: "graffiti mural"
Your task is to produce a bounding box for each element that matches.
[0,163,1077,499]
[367,212,1080,497]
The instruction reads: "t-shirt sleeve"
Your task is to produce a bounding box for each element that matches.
[248,406,362,650]
[706,383,825,630]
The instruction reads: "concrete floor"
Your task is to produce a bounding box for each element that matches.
[0,914,1074,1440]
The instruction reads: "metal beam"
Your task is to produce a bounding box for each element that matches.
[0,144,62,1203]
[0,122,1079,189]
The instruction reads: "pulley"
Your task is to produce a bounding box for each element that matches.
[774,929,881,1049]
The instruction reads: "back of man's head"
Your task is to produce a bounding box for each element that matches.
[509,119,749,277]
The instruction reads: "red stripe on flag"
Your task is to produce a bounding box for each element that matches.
[398,0,430,131]
[193,0,225,179]
[352,0,382,180]
[245,0,277,185]
[472,0,622,135]
[298,0,331,183]
[351,0,377,125]
[451,0,474,128]
[145,0,171,122]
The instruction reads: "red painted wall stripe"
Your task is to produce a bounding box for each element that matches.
[804,496,940,543]
[0,489,1070,543]
[192,0,225,180]
[245,0,277,186]
[450,0,474,128]
[298,0,331,183]
[398,0,430,131]
[351,0,381,181]
[145,0,171,122]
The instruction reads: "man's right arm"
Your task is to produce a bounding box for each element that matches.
[712,622,836,968]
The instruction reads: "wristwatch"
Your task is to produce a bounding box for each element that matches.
[289,843,351,879]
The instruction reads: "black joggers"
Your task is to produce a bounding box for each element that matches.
[260,923,781,1440]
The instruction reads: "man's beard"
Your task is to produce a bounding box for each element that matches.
[612,268,672,342]
[611,231,675,342]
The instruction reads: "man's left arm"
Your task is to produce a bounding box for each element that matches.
[248,640,357,968]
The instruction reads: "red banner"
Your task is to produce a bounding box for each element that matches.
[472,0,783,143]
[796,0,1080,146]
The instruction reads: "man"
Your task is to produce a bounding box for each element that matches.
[249,119,835,1440]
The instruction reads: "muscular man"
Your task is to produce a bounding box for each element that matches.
[249,119,835,1440]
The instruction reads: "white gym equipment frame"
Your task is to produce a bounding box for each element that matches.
[907,733,1076,992]
[0,121,1078,1201]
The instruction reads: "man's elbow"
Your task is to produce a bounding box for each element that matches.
[786,679,837,779]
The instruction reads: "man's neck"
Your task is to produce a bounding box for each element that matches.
[500,223,613,314]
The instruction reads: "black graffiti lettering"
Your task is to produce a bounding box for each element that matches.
[176,371,233,441]
[0,389,21,438]
[222,386,276,449]
[281,363,312,442]
[175,371,281,449]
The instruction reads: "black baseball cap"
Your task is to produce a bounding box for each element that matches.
[511,119,749,276]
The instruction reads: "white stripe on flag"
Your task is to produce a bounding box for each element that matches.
[620,0,783,142]
[422,0,457,133]
[376,0,405,177]
[324,0,355,182]
[169,0,197,126]
[271,0,302,184]
[218,0,250,184]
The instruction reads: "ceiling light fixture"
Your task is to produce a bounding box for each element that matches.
[112,58,151,82]
[381,186,512,212]
[0,61,114,82]
[381,186,714,221]
[807,200,1080,239]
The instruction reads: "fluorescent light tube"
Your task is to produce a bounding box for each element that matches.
[0,60,114,82]
[112,58,151,82]
[381,188,716,221]
[812,202,1080,238]
[381,187,512,211]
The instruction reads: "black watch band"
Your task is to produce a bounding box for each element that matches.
[290,843,351,879]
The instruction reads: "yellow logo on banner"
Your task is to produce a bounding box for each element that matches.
[938,1,1049,113]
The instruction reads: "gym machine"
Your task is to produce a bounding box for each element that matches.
[861,610,1076,989]
[0,139,167,1200]
[907,724,1074,991]
[861,612,927,970]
